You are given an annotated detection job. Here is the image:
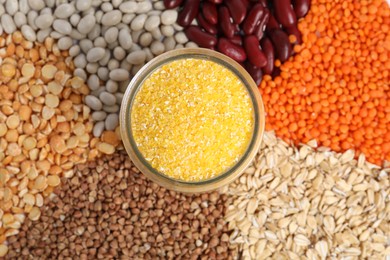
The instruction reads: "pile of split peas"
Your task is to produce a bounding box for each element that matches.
[131,59,254,182]
[260,0,390,166]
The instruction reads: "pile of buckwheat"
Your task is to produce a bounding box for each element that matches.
[6,151,236,259]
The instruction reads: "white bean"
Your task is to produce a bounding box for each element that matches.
[87,74,100,91]
[130,14,147,31]
[69,45,81,57]
[36,28,51,42]
[101,10,122,26]
[92,112,107,122]
[70,29,85,40]
[86,63,99,74]
[151,28,162,40]
[104,27,118,44]
[139,32,152,47]
[175,32,188,44]
[93,121,105,137]
[6,0,18,16]
[50,31,62,39]
[1,14,16,34]
[103,107,120,118]
[53,19,72,35]
[118,28,133,50]
[85,95,103,111]
[35,14,54,30]
[161,25,174,37]
[77,14,96,34]
[99,92,117,106]
[70,14,81,27]
[144,15,160,32]
[136,1,152,13]
[28,0,45,11]
[112,0,122,8]
[97,67,109,81]
[19,0,30,14]
[74,54,87,68]
[126,50,146,65]
[54,3,75,19]
[58,36,73,50]
[150,41,165,55]
[153,1,165,10]
[21,25,37,41]
[106,79,119,93]
[122,13,135,24]
[113,47,126,60]
[14,12,27,28]
[109,68,129,81]
[74,68,87,80]
[105,114,119,131]
[94,37,107,48]
[76,0,92,11]
[101,2,113,12]
[119,1,138,13]
[161,10,178,25]
[87,47,106,63]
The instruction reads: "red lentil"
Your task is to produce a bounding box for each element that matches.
[259,0,390,166]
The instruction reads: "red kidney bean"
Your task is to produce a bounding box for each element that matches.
[202,2,218,25]
[217,38,247,62]
[207,0,223,4]
[224,0,248,24]
[285,24,302,44]
[244,35,267,68]
[177,0,200,27]
[253,10,269,40]
[229,35,242,46]
[242,4,265,35]
[272,0,297,27]
[163,0,184,9]
[245,62,263,85]
[266,14,280,32]
[219,6,235,38]
[268,29,292,62]
[197,13,218,34]
[185,26,218,47]
[260,37,274,75]
[292,0,311,18]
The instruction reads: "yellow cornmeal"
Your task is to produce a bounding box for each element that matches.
[131,58,254,181]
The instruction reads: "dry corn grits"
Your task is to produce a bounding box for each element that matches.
[0,32,116,256]
[5,151,237,260]
[131,58,254,181]
[259,0,390,166]
[222,131,390,259]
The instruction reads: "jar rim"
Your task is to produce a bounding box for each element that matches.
[120,48,265,193]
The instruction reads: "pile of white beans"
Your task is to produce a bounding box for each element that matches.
[0,0,197,135]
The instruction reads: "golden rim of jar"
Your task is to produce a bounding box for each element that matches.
[120,48,265,193]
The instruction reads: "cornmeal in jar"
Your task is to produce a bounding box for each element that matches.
[131,58,254,181]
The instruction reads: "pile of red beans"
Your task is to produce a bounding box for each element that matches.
[164,0,311,84]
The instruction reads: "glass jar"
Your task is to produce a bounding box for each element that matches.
[120,48,265,193]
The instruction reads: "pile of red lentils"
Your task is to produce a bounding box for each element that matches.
[260,0,390,166]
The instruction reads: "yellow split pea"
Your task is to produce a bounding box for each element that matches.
[131,59,254,181]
